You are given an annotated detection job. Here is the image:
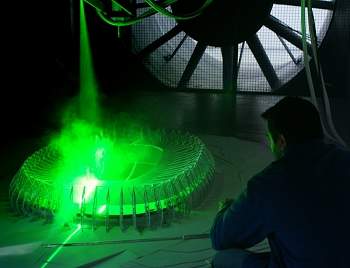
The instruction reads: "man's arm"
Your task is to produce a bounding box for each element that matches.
[210,178,267,250]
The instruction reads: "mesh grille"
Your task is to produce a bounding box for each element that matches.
[131,1,334,92]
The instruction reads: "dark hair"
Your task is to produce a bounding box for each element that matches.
[261,96,324,144]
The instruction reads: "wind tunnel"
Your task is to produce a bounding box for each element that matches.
[3,1,349,267]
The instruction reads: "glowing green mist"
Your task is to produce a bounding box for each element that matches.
[51,0,166,213]
[37,1,162,221]
[79,0,99,123]
[51,120,163,206]
[10,3,215,241]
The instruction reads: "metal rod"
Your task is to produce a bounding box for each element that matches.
[276,35,300,65]
[221,46,235,93]
[164,34,188,62]
[119,187,124,230]
[92,187,98,230]
[105,188,110,232]
[144,186,151,227]
[43,233,210,248]
[265,15,313,54]
[177,42,207,88]
[153,184,164,225]
[138,24,183,59]
[132,186,137,229]
[80,186,86,228]
[237,42,245,74]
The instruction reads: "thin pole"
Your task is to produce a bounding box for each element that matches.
[43,233,210,248]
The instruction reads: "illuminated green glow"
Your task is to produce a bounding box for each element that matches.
[74,171,102,206]
[80,0,99,123]
[10,128,214,218]
[49,119,164,210]
[8,0,215,225]
[41,224,81,268]
[98,204,106,214]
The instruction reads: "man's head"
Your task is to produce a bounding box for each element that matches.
[261,96,324,159]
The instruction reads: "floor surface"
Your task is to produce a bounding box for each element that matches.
[0,92,348,267]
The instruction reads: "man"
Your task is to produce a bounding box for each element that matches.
[210,96,350,268]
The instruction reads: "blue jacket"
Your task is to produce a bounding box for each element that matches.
[210,140,350,268]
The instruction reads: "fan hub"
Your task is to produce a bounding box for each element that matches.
[171,0,274,46]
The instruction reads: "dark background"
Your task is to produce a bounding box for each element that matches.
[1,0,349,141]
[0,0,349,195]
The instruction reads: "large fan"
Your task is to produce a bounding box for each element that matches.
[130,0,335,93]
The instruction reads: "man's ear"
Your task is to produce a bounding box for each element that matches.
[277,134,287,150]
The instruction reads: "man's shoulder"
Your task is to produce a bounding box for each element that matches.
[248,160,286,189]
[329,145,350,172]
[254,160,285,180]
[333,144,350,158]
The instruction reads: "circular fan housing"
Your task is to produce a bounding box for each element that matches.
[9,130,215,229]
[131,0,335,92]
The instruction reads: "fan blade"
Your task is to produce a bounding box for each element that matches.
[273,0,334,10]
[221,45,238,93]
[177,42,207,88]
[265,15,312,54]
[110,0,134,15]
[277,35,300,65]
[138,24,183,58]
[247,34,281,89]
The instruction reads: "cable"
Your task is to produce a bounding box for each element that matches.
[300,0,347,146]
[111,0,133,16]
[95,0,177,27]
[300,0,323,130]
[95,0,213,26]
[306,0,347,147]
[96,5,160,27]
